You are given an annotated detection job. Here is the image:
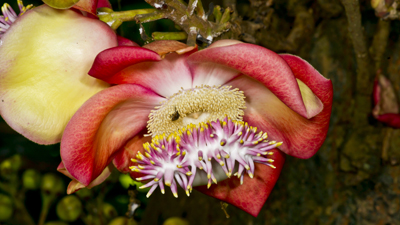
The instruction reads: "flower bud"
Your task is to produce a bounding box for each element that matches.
[0,194,13,221]
[56,195,82,222]
[22,169,41,190]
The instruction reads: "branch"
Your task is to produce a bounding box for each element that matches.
[340,0,374,126]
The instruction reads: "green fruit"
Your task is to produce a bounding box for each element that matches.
[102,202,118,220]
[119,174,150,192]
[0,155,21,179]
[0,194,13,221]
[56,195,82,222]
[163,217,189,225]
[22,169,41,190]
[108,217,138,225]
[75,187,93,200]
[119,174,135,189]
[44,221,69,225]
[42,0,79,9]
[41,173,65,196]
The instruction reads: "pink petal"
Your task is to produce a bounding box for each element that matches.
[372,76,399,118]
[186,43,332,159]
[89,46,161,83]
[117,36,139,47]
[187,43,320,119]
[90,50,193,97]
[196,149,285,217]
[73,0,110,16]
[73,0,98,15]
[96,0,112,8]
[58,162,113,194]
[372,76,400,128]
[61,84,164,186]
[113,128,151,173]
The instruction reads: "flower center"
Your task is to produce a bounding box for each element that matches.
[146,85,246,137]
[131,85,281,198]
[0,1,32,39]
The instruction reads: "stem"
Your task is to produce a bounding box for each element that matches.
[135,11,166,23]
[340,0,374,126]
[98,8,158,30]
[152,31,188,40]
[113,9,158,22]
[0,180,35,225]
[371,19,391,71]
[38,195,54,225]
[143,0,234,44]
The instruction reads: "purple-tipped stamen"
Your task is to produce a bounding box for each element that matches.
[130,116,282,198]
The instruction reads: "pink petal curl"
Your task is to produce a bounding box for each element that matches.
[89,46,161,83]
[60,84,164,186]
[90,50,193,98]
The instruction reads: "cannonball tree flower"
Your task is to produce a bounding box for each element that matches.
[372,75,400,128]
[0,0,125,144]
[59,40,333,216]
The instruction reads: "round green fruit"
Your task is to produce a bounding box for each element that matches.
[56,195,82,222]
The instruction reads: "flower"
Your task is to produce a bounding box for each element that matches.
[0,0,123,144]
[372,75,400,128]
[59,40,333,216]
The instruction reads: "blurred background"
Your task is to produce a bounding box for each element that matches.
[1,0,400,224]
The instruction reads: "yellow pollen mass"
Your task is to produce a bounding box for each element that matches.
[146,85,246,137]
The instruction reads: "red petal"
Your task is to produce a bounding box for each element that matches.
[61,84,164,186]
[196,149,285,217]
[88,46,161,83]
[279,54,332,158]
[376,114,400,128]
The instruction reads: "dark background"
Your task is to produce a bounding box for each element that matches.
[1,0,400,224]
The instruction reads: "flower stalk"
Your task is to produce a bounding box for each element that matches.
[152,31,188,40]
[97,7,158,30]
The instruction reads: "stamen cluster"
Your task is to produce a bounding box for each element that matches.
[130,117,281,198]
[147,85,246,137]
[1,0,32,38]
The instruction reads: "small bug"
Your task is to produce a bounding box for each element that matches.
[170,107,180,121]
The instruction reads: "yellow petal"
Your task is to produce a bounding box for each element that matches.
[0,5,117,144]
